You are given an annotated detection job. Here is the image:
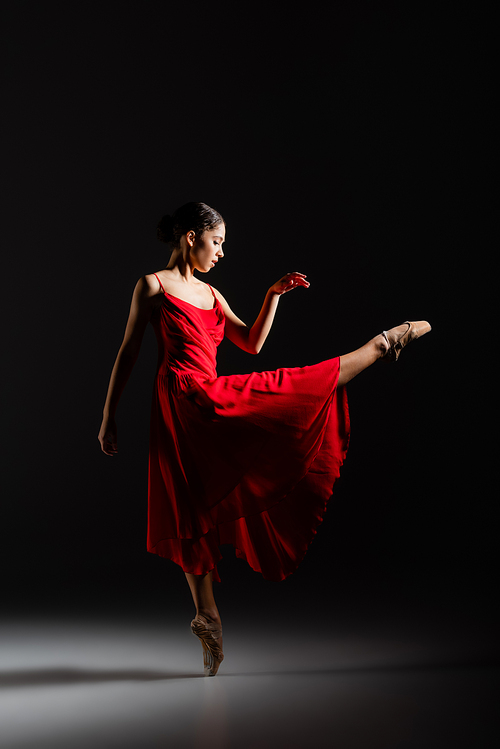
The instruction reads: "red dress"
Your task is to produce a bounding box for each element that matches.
[147,275,350,582]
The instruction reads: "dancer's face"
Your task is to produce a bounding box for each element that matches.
[188,224,225,273]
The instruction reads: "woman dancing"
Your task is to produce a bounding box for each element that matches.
[98,202,430,677]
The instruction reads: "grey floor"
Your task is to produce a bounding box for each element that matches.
[1,603,497,749]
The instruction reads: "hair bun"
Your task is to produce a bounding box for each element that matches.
[157,214,175,243]
[156,203,224,249]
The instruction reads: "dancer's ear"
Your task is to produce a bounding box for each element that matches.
[186,230,196,247]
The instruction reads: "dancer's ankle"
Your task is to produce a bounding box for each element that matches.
[374,333,390,358]
[196,607,221,625]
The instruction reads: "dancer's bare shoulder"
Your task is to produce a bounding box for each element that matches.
[131,273,165,312]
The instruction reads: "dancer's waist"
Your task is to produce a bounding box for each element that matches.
[157,365,216,390]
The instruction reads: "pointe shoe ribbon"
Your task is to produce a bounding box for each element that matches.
[191,618,224,676]
[382,321,432,362]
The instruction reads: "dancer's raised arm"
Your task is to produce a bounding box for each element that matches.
[214,271,309,355]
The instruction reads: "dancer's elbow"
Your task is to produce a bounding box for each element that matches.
[248,342,263,355]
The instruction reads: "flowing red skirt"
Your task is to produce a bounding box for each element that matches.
[147,358,349,582]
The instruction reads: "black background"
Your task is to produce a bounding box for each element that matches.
[1,2,493,633]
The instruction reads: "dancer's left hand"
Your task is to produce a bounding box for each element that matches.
[270,272,310,296]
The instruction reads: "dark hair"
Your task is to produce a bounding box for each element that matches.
[157,202,225,247]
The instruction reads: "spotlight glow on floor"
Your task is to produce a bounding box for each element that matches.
[0,612,497,748]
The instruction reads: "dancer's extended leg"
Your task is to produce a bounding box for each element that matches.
[338,334,388,387]
[338,322,430,386]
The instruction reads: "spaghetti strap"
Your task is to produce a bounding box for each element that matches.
[207,284,216,301]
[153,273,166,294]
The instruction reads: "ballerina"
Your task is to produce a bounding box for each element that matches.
[98,202,430,676]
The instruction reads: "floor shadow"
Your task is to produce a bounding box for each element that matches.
[220,656,498,678]
[0,667,203,689]
[2,657,497,689]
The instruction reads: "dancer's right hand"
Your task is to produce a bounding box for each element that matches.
[269,272,310,296]
[98,417,118,456]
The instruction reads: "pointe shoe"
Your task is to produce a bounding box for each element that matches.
[381,321,432,362]
[190,618,224,677]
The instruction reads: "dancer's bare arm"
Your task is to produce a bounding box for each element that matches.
[98,276,157,455]
[213,272,309,355]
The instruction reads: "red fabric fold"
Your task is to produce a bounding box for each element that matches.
[147,291,350,582]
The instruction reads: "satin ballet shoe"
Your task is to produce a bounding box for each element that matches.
[381,321,432,362]
[190,618,224,677]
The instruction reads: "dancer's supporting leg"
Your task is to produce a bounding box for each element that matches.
[185,571,224,675]
[185,571,221,626]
